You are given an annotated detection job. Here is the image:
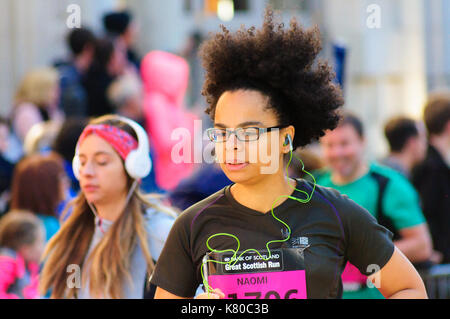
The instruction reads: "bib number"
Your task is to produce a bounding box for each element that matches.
[205,248,307,299]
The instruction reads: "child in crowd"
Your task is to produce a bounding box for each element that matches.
[0,211,45,299]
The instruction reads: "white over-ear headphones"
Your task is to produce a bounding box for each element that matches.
[72,117,152,181]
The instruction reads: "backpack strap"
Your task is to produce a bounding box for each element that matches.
[370,172,434,270]
[369,171,401,240]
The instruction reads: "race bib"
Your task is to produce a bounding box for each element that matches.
[205,248,307,299]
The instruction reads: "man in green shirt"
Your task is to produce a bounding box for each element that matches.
[316,113,433,299]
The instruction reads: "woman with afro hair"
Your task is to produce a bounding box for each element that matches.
[151,9,427,299]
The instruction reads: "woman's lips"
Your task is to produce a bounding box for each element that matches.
[225,162,249,171]
[83,185,99,193]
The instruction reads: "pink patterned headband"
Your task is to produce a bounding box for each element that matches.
[77,124,138,161]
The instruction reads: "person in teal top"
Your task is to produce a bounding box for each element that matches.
[316,113,433,299]
[316,163,425,231]
[37,214,60,242]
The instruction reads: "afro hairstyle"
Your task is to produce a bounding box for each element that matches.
[200,8,344,149]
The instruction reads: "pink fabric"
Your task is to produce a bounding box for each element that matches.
[209,270,307,299]
[77,124,138,161]
[0,255,20,299]
[0,253,40,299]
[341,262,367,286]
[141,51,197,190]
[23,262,40,299]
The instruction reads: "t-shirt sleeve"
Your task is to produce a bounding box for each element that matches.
[382,176,426,230]
[150,211,199,298]
[340,195,395,276]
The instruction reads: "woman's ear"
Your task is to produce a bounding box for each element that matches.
[283,126,295,153]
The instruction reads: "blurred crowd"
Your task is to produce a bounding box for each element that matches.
[0,9,449,299]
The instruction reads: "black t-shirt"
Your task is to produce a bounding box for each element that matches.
[412,145,450,263]
[151,179,395,299]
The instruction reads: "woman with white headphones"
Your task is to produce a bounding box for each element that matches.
[39,114,177,299]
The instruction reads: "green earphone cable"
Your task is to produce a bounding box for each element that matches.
[201,149,317,295]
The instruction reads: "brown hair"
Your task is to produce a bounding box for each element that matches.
[423,92,450,136]
[384,116,419,152]
[337,112,364,138]
[10,152,65,217]
[0,210,43,251]
[39,115,177,299]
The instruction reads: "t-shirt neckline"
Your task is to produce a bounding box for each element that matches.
[329,163,374,188]
[224,178,304,217]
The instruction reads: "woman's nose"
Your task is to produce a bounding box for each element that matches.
[225,132,239,150]
[81,161,95,177]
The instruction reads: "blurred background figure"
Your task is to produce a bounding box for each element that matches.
[103,10,140,70]
[180,30,205,111]
[412,92,450,264]
[9,153,69,242]
[23,121,62,156]
[58,28,96,118]
[107,72,144,124]
[0,211,44,299]
[0,118,15,217]
[168,163,230,211]
[51,117,89,196]
[83,37,127,117]
[287,146,326,179]
[316,112,433,299]
[11,68,63,145]
[140,50,198,191]
[381,116,427,179]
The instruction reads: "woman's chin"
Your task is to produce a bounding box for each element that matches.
[84,194,101,205]
[222,166,262,185]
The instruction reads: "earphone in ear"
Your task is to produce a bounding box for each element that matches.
[72,117,152,181]
[284,134,293,152]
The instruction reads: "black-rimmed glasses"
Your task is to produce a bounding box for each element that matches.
[206,125,290,143]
